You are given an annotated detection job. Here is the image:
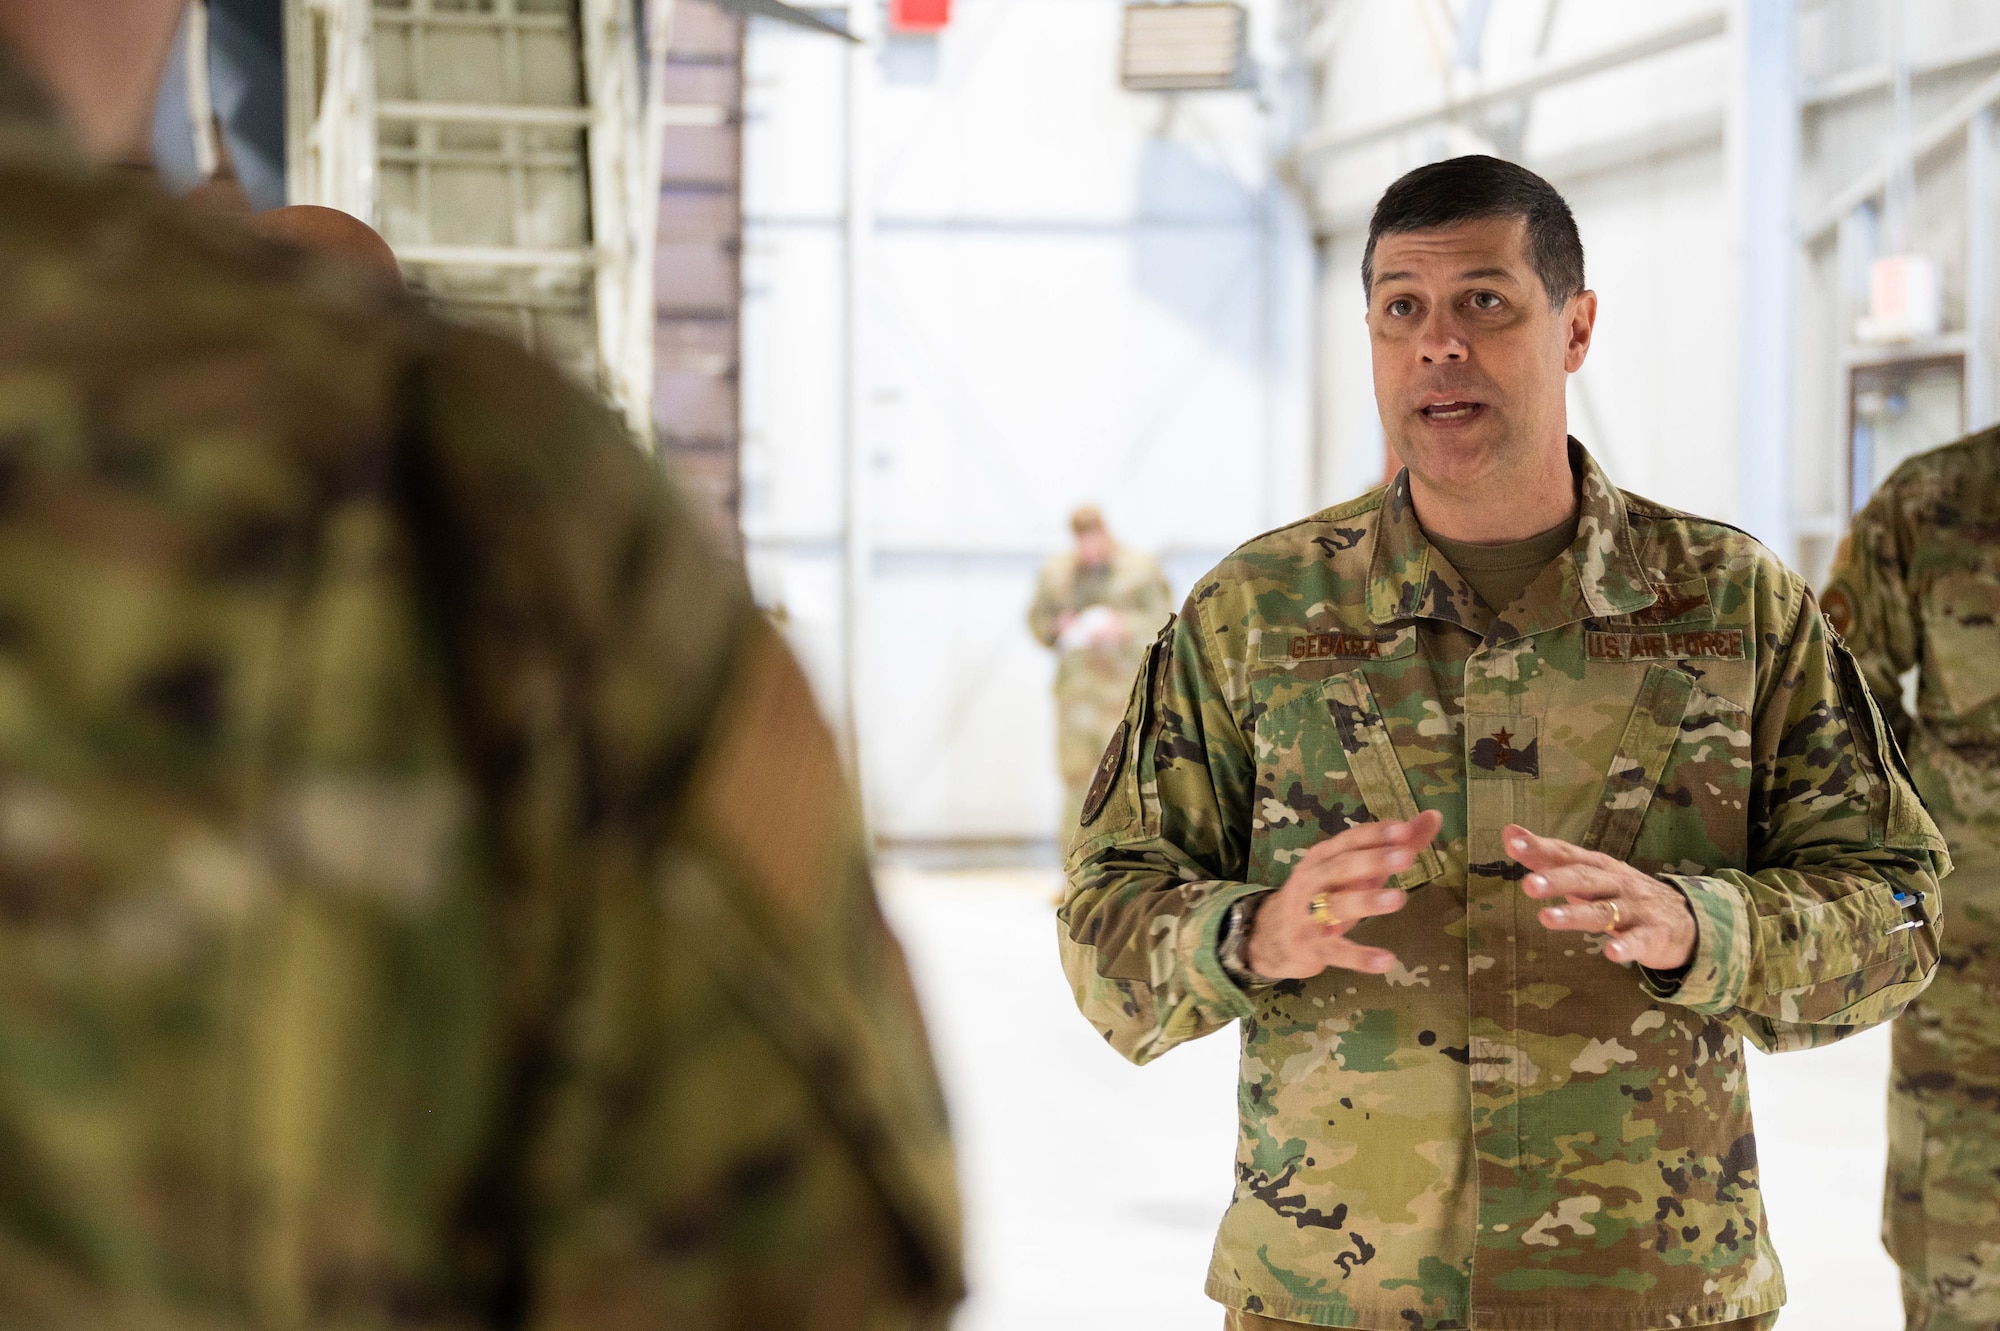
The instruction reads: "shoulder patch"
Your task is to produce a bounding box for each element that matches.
[1821,585,1855,638]
[1079,720,1128,827]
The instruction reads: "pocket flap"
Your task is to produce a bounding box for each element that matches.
[1583,663,1697,862]
[1320,669,1443,891]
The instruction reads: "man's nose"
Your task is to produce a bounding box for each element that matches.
[1418,310,1469,363]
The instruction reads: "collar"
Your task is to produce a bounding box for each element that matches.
[1364,438,1658,644]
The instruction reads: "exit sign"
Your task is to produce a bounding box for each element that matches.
[890,0,949,31]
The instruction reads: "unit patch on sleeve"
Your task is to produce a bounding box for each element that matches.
[1079,719,1129,827]
[1586,628,1746,662]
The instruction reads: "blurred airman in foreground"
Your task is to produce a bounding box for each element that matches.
[1828,436,2000,1331]
[0,2,961,1326]
[1027,506,1170,832]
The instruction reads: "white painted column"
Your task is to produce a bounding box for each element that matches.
[1729,0,1796,559]
[840,0,877,816]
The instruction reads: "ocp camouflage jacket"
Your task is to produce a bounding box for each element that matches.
[1826,427,2000,859]
[0,60,960,1329]
[1059,444,1945,1331]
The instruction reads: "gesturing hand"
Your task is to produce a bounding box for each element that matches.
[1245,811,1444,980]
[1504,825,1697,970]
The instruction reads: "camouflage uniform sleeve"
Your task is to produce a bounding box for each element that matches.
[1057,596,1267,1065]
[1824,480,1920,747]
[1027,560,1063,648]
[403,329,963,1327]
[1642,577,1947,1053]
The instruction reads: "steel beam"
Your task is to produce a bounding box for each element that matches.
[1801,66,2000,244]
[396,244,596,267]
[710,0,855,41]
[1294,9,1725,162]
[1308,112,1725,238]
[1802,33,2000,110]
[376,99,591,126]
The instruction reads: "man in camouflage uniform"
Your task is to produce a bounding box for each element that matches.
[1060,155,1945,1330]
[1827,434,2000,1331]
[0,4,961,1326]
[1028,505,1171,830]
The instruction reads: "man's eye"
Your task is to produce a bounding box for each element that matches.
[1387,298,1414,317]
[1470,291,1503,310]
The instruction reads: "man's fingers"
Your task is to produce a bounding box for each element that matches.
[1503,824,1601,873]
[1521,865,1618,902]
[1303,817,1420,862]
[1303,886,1408,929]
[1310,846,1420,890]
[1314,935,1400,975]
[1536,898,1625,934]
[1302,809,1446,865]
[1602,929,1647,965]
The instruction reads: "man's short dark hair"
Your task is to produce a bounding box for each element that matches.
[1362,155,1585,309]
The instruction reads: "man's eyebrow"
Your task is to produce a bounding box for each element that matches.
[1371,265,1520,289]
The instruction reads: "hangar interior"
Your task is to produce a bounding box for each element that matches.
[160,0,1998,849]
[148,2,1988,1327]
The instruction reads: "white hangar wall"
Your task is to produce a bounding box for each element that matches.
[1792,0,2000,585]
[739,0,1991,845]
[1302,0,1746,526]
[740,0,1313,844]
[1306,0,2000,592]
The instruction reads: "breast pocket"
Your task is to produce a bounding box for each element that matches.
[1923,568,2000,717]
[1249,667,1443,891]
[1582,663,1701,864]
[1632,678,1755,874]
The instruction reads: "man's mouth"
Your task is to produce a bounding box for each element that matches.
[1420,400,1484,421]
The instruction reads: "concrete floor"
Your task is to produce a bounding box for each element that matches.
[881,866,1906,1331]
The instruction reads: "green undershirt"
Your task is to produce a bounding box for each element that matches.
[1425,513,1580,616]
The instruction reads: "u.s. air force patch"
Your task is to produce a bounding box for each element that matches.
[1080,719,1129,826]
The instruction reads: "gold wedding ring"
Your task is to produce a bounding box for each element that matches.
[1603,899,1623,934]
[1307,892,1342,927]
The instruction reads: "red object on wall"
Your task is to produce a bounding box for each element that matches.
[889,0,949,32]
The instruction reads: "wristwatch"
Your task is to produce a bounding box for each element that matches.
[1217,891,1279,988]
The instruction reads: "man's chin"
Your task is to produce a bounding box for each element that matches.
[1394,425,1508,485]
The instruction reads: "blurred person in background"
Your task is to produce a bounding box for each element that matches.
[0,3,962,1326]
[1059,156,1946,1331]
[1826,437,2000,1331]
[1028,505,1170,833]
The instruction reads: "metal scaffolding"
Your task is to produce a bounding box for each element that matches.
[284,0,667,439]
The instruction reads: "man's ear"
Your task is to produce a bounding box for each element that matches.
[1563,289,1598,373]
